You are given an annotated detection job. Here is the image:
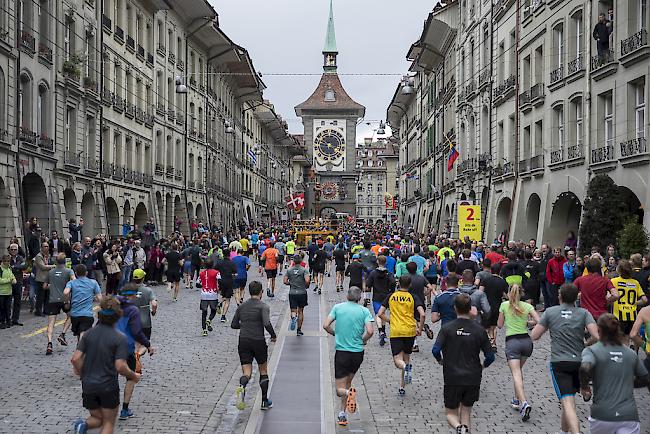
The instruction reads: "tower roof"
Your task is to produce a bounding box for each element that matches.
[323,0,338,54]
[295,73,365,117]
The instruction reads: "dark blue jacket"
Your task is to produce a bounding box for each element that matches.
[117,297,150,353]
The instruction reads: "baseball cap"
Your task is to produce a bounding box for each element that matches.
[352,254,360,259]
[132,269,146,280]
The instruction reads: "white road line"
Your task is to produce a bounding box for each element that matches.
[320,295,336,434]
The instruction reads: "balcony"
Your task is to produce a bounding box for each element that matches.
[175,169,182,179]
[550,148,563,165]
[114,26,124,43]
[157,43,165,57]
[189,77,197,90]
[63,151,81,168]
[168,53,175,64]
[126,36,135,51]
[123,169,134,183]
[196,182,204,192]
[518,90,531,110]
[143,174,153,187]
[530,83,545,106]
[135,108,145,124]
[478,69,491,91]
[85,157,99,173]
[134,171,144,185]
[619,137,649,166]
[590,50,617,80]
[38,134,53,150]
[125,104,135,119]
[166,165,174,178]
[137,45,145,60]
[113,165,125,180]
[102,14,111,32]
[155,162,164,175]
[493,75,516,105]
[147,52,154,66]
[620,29,650,67]
[566,54,585,80]
[19,127,37,146]
[144,113,154,128]
[549,66,563,88]
[590,144,616,169]
[465,79,476,100]
[529,154,544,174]
[113,96,125,113]
[102,88,113,106]
[189,129,197,139]
[167,108,176,120]
[458,158,477,174]
[176,116,184,127]
[101,161,113,177]
[20,31,35,53]
[177,60,184,71]
[156,102,165,116]
[83,77,98,95]
[38,43,53,64]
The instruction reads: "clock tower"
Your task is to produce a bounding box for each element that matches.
[295,0,365,219]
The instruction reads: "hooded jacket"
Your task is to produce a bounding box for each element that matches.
[117,296,151,353]
[366,267,396,302]
[459,283,491,322]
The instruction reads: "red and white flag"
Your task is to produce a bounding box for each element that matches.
[285,192,305,211]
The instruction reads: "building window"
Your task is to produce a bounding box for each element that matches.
[0,68,5,131]
[635,82,646,139]
[570,97,583,147]
[324,90,335,101]
[64,18,74,61]
[65,106,76,152]
[639,0,647,32]
[86,115,96,158]
[553,24,564,69]
[37,83,48,137]
[553,106,564,149]
[604,93,614,147]
[19,73,32,130]
[572,11,583,59]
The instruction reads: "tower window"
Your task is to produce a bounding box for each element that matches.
[324,90,336,101]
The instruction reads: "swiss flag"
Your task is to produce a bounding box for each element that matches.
[285,193,305,210]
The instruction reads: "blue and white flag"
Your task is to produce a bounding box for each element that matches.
[247,149,257,165]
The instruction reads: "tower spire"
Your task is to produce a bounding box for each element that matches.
[323,0,338,73]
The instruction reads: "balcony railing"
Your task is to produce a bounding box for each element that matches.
[113,96,125,113]
[621,29,648,57]
[137,45,145,59]
[147,53,154,65]
[478,69,491,89]
[156,102,165,115]
[175,169,182,179]
[101,161,113,177]
[166,165,174,177]
[102,14,111,32]
[123,169,134,183]
[114,26,124,42]
[143,174,153,187]
[38,43,53,63]
[134,171,144,185]
[494,75,516,100]
[550,66,563,84]
[86,157,99,172]
[167,108,176,120]
[135,108,145,123]
[465,79,476,98]
[518,159,530,173]
[550,149,563,164]
[125,104,135,118]
[144,113,154,128]
[196,182,204,192]
[168,53,175,64]
[567,54,584,75]
[155,162,164,174]
[102,88,113,106]
[63,150,81,167]
[39,134,53,150]
[591,144,615,164]
[19,127,37,145]
[112,165,123,180]
[529,154,544,170]
[20,31,35,53]
[567,144,583,160]
[126,36,135,51]
[530,83,545,101]
[591,50,615,70]
[620,137,647,157]
[157,43,165,56]
[519,90,531,106]
[177,60,184,71]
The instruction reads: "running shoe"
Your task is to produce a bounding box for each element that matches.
[57,333,68,346]
[235,386,246,410]
[398,388,405,396]
[313,286,317,293]
[404,363,413,384]
[411,344,419,353]
[423,323,434,340]
[337,414,348,426]
[172,297,177,302]
[260,399,273,410]
[119,409,134,420]
[346,388,357,413]
[318,287,322,295]
[206,319,213,332]
[201,329,208,337]
[510,398,521,410]
[73,419,88,434]
[520,402,531,422]
[46,342,53,355]
[456,425,469,434]
[379,332,386,347]
[297,329,304,336]
[221,315,227,323]
[289,316,297,331]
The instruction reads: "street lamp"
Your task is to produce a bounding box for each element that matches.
[224,120,234,134]
[175,76,188,94]
[376,121,386,135]
[401,76,415,95]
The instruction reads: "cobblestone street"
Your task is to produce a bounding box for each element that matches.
[2,266,649,433]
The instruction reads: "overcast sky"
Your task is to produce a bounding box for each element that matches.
[211,0,439,142]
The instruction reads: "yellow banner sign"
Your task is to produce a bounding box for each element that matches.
[458,205,482,241]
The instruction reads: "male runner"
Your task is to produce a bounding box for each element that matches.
[323,238,335,277]
[345,254,364,290]
[530,283,598,434]
[199,262,220,336]
[377,275,425,396]
[284,253,310,336]
[65,264,102,343]
[274,238,286,275]
[43,253,75,355]
[323,286,374,426]
[232,281,277,411]
[365,255,395,347]
[163,243,183,302]
[131,269,157,341]
[333,243,347,292]
[432,293,494,434]
[214,253,237,322]
[232,250,251,306]
[311,242,328,295]
[260,242,279,298]
[284,237,296,270]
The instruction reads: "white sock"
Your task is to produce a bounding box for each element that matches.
[338,410,346,417]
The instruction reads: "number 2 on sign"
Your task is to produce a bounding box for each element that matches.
[466,208,475,221]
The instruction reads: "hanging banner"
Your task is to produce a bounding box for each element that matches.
[458,205,481,241]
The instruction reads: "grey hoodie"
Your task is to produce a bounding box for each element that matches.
[459,283,491,322]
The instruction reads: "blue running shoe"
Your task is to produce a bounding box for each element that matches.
[261,399,273,410]
[73,419,87,434]
[398,388,405,396]
[510,398,521,410]
[290,316,297,331]
[520,402,531,422]
[404,363,413,384]
[119,409,134,420]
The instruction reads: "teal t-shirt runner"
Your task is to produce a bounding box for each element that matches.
[328,301,373,352]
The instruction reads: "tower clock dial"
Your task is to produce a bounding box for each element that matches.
[314,129,345,162]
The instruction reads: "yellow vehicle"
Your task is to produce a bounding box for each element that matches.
[291,219,342,248]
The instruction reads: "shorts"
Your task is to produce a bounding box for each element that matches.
[220,281,234,298]
[142,327,152,340]
[504,335,533,360]
[127,353,137,371]
[549,361,581,399]
[336,263,346,272]
[259,258,266,268]
[289,293,308,309]
[82,389,120,410]
[389,337,415,356]
[334,350,364,379]
[166,270,181,283]
[588,417,640,434]
[443,384,481,409]
[312,265,325,274]
[265,269,277,279]
[372,301,382,315]
[278,255,285,265]
[620,320,635,335]
[71,316,94,336]
[426,275,439,285]
[44,301,67,316]
[200,299,219,311]
[233,278,247,289]
[183,260,192,274]
[238,338,268,365]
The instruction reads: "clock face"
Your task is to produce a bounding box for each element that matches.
[315,129,345,162]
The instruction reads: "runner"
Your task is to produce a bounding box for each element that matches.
[260,241,278,298]
[366,255,395,347]
[71,297,141,434]
[323,286,374,427]
[232,249,251,306]
[406,261,434,351]
[284,253,310,336]
[33,242,55,316]
[163,243,183,302]
[231,281,277,411]
[631,303,650,371]
[432,293,495,434]
[610,260,647,336]
[43,253,75,355]
[323,237,335,277]
[432,274,462,326]
[479,263,509,351]
[198,262,220,336]
[497,284,540,421]
[311,241,328,295]
[274,238,286,275]
[530,283,598,434]
[581,313,649,434]
[65,264,102,343]
[377,275,425,396]
[214,252,237,322]
[284,237,296,270]
[345,254,364,291]
[131,269,157,344]
[116,283,155,420]
[333,242,347,292]
[574,257,619,321]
